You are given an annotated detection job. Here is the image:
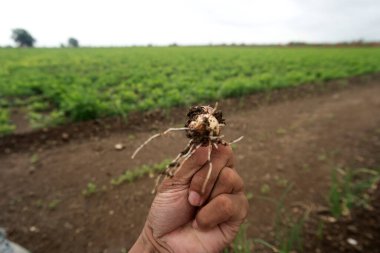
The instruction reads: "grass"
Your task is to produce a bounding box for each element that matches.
[328,167,380,218]
[223,223,253,253]
[30,153,39,164]
[255,183,307,253]
[256,167,380,252]
[0,108,15,136]
[110,159,170,186]
[33,199,61,210]
[1,47,380,133]
[47,199,61,210]
[82,182,98,197]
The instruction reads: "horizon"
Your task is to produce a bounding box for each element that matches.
[2,40,380,48]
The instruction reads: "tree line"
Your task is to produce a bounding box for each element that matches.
[10,28,79,48]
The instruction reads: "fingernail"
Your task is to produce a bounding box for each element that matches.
[192,220,199,229]
[188,191,202,206]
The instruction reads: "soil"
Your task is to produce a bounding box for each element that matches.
[1,74,380,253]
[304,181,380,253]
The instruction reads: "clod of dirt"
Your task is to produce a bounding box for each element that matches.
[114,143,124,150]
[347,238,358,246]
[28,166,35,174]
[61,133,70,141]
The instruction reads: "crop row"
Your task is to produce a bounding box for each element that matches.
[1,47,380,135]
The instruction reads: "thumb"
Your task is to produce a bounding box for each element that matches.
[158,145,209,192]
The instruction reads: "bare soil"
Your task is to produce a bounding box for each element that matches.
[1,75,380,253]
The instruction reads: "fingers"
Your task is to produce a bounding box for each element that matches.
[188,145,234,206]
[158,145,209,192]
[171,145,209,180]
[193,193,249,230]
[210,167,244,199]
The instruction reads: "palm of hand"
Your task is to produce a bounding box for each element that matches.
[147,185,239,253]
[137,145,248,253]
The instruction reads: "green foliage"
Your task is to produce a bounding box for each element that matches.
[111,160,170,186]
[278,218,305,253]
[1,47,380,132]
[33,199,61,210]
[11,28,36,47]
[223,223,253,253]
[28,110,65,129]
[255,183,305,253]
[47,199,61,210]
[30,153,39,164]
[82,182,98,197]
[328,168,380,218]
[0,108,15,136]
[68,38,79,48]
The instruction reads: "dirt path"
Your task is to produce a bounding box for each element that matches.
[1,77,380,253]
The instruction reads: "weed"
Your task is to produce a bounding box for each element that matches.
[230,143,237,151]
[47,199,61,210]
[30,154,39,164]
[33,199,61,210]
[273,184,294,243]
[110,160,170,186]
[128,134,135,140]
[28,110,65,129]
[246,192,254,201]
[254,238,278,252]
[274,175,288,187]
[328,167,380,218]
[34,199,44,208]
[223,223,253,253]
[316,220,324,240]
[276,128,287,135]
[82,182,98,197]
[0,108,15,136]
[260,184,271,194]
[278,217,305,253]
[317,153,327,162]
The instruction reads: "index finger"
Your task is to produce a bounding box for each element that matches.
[159,144,233,192]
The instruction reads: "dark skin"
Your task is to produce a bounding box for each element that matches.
[130,144,249,253]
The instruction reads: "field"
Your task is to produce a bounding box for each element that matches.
[1,47,380,135]
[1,47,380,253]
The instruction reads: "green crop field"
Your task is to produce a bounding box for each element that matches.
[1,46,380,135]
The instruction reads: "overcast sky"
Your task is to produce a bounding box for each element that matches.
[1,0,380,47]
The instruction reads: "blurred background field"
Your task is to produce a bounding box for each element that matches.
[1,46,380,135]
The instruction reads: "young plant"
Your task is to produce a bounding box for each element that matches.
[132,103,243,193]
[223,223,253,253]
[328,167,380,218]
[111,160,170,186]
[82,182,98,197]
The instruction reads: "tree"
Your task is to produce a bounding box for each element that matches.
[68,38,79,48]
[11,29,36,47]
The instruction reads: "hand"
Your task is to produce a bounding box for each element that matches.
[130,144,249,253]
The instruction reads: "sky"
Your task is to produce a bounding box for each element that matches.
[1,0,380,47]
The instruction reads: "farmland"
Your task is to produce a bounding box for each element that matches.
[1,46,380,253]
[1,47,380,135]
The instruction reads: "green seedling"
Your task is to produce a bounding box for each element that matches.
[82,182,98,197]
[30,154,39,164]
[260,184,271,194]
[328,167,380,218]
[111,160,170,186]
[48,199,61,210]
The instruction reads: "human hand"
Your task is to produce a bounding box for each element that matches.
[130,144,249,253]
